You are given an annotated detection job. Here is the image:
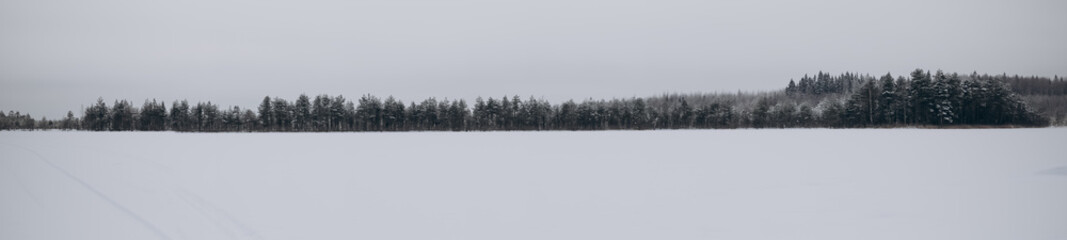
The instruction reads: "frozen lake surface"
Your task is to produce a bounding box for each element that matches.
[2,129,1066,240]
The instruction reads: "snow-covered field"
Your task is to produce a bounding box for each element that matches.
[2,129,1066,240]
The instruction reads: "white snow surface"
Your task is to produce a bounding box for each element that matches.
[2,129,1066,240]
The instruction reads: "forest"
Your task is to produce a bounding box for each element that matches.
[2,69,1064,131]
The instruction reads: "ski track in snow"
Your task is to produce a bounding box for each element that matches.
[174,186,264,240]
[0,142,174,240]
[0,153,47,209]
[85,141,265,240]
[3,129,1066,240]
[3,139,266,240]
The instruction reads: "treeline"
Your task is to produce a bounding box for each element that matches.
[0,110,82,130]
[0,69,1056,132]
[1000,74,1067,96]
[785,71,869,95]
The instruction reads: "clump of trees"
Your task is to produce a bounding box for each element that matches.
[1,68,1059,132]
[0,110,78,130]
[832,70,1047,127]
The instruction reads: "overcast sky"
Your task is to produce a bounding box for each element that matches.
[2,0,1065,118]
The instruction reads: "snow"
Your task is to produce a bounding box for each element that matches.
[2,129,1067,240]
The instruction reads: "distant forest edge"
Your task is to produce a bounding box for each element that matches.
[2,69,1066,131]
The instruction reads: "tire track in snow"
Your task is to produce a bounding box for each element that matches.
[0,142,174,240]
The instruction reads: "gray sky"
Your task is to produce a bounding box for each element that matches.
[2,0,1065,118]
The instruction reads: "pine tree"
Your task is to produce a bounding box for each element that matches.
[383,96,405,131]
[294,94,312,131]
[271,97,292,131]
[932,71,960,124]
[844,79,879,126]
[222,106,243,131]
[110,100,134,131]
[139,99,167,131]
[61,111,77,130]
[485,97,500,129]
[357,95,383,131]
[878,73,900,124]
[190,102,204,131]
[752,98,773,128]
[242,109,258,131]
[170,100,191,131]
[312,95,331,131]
[84,98,110,131]
[908,69,934,124]
[258,96,273,131]
[330,95,348,131]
